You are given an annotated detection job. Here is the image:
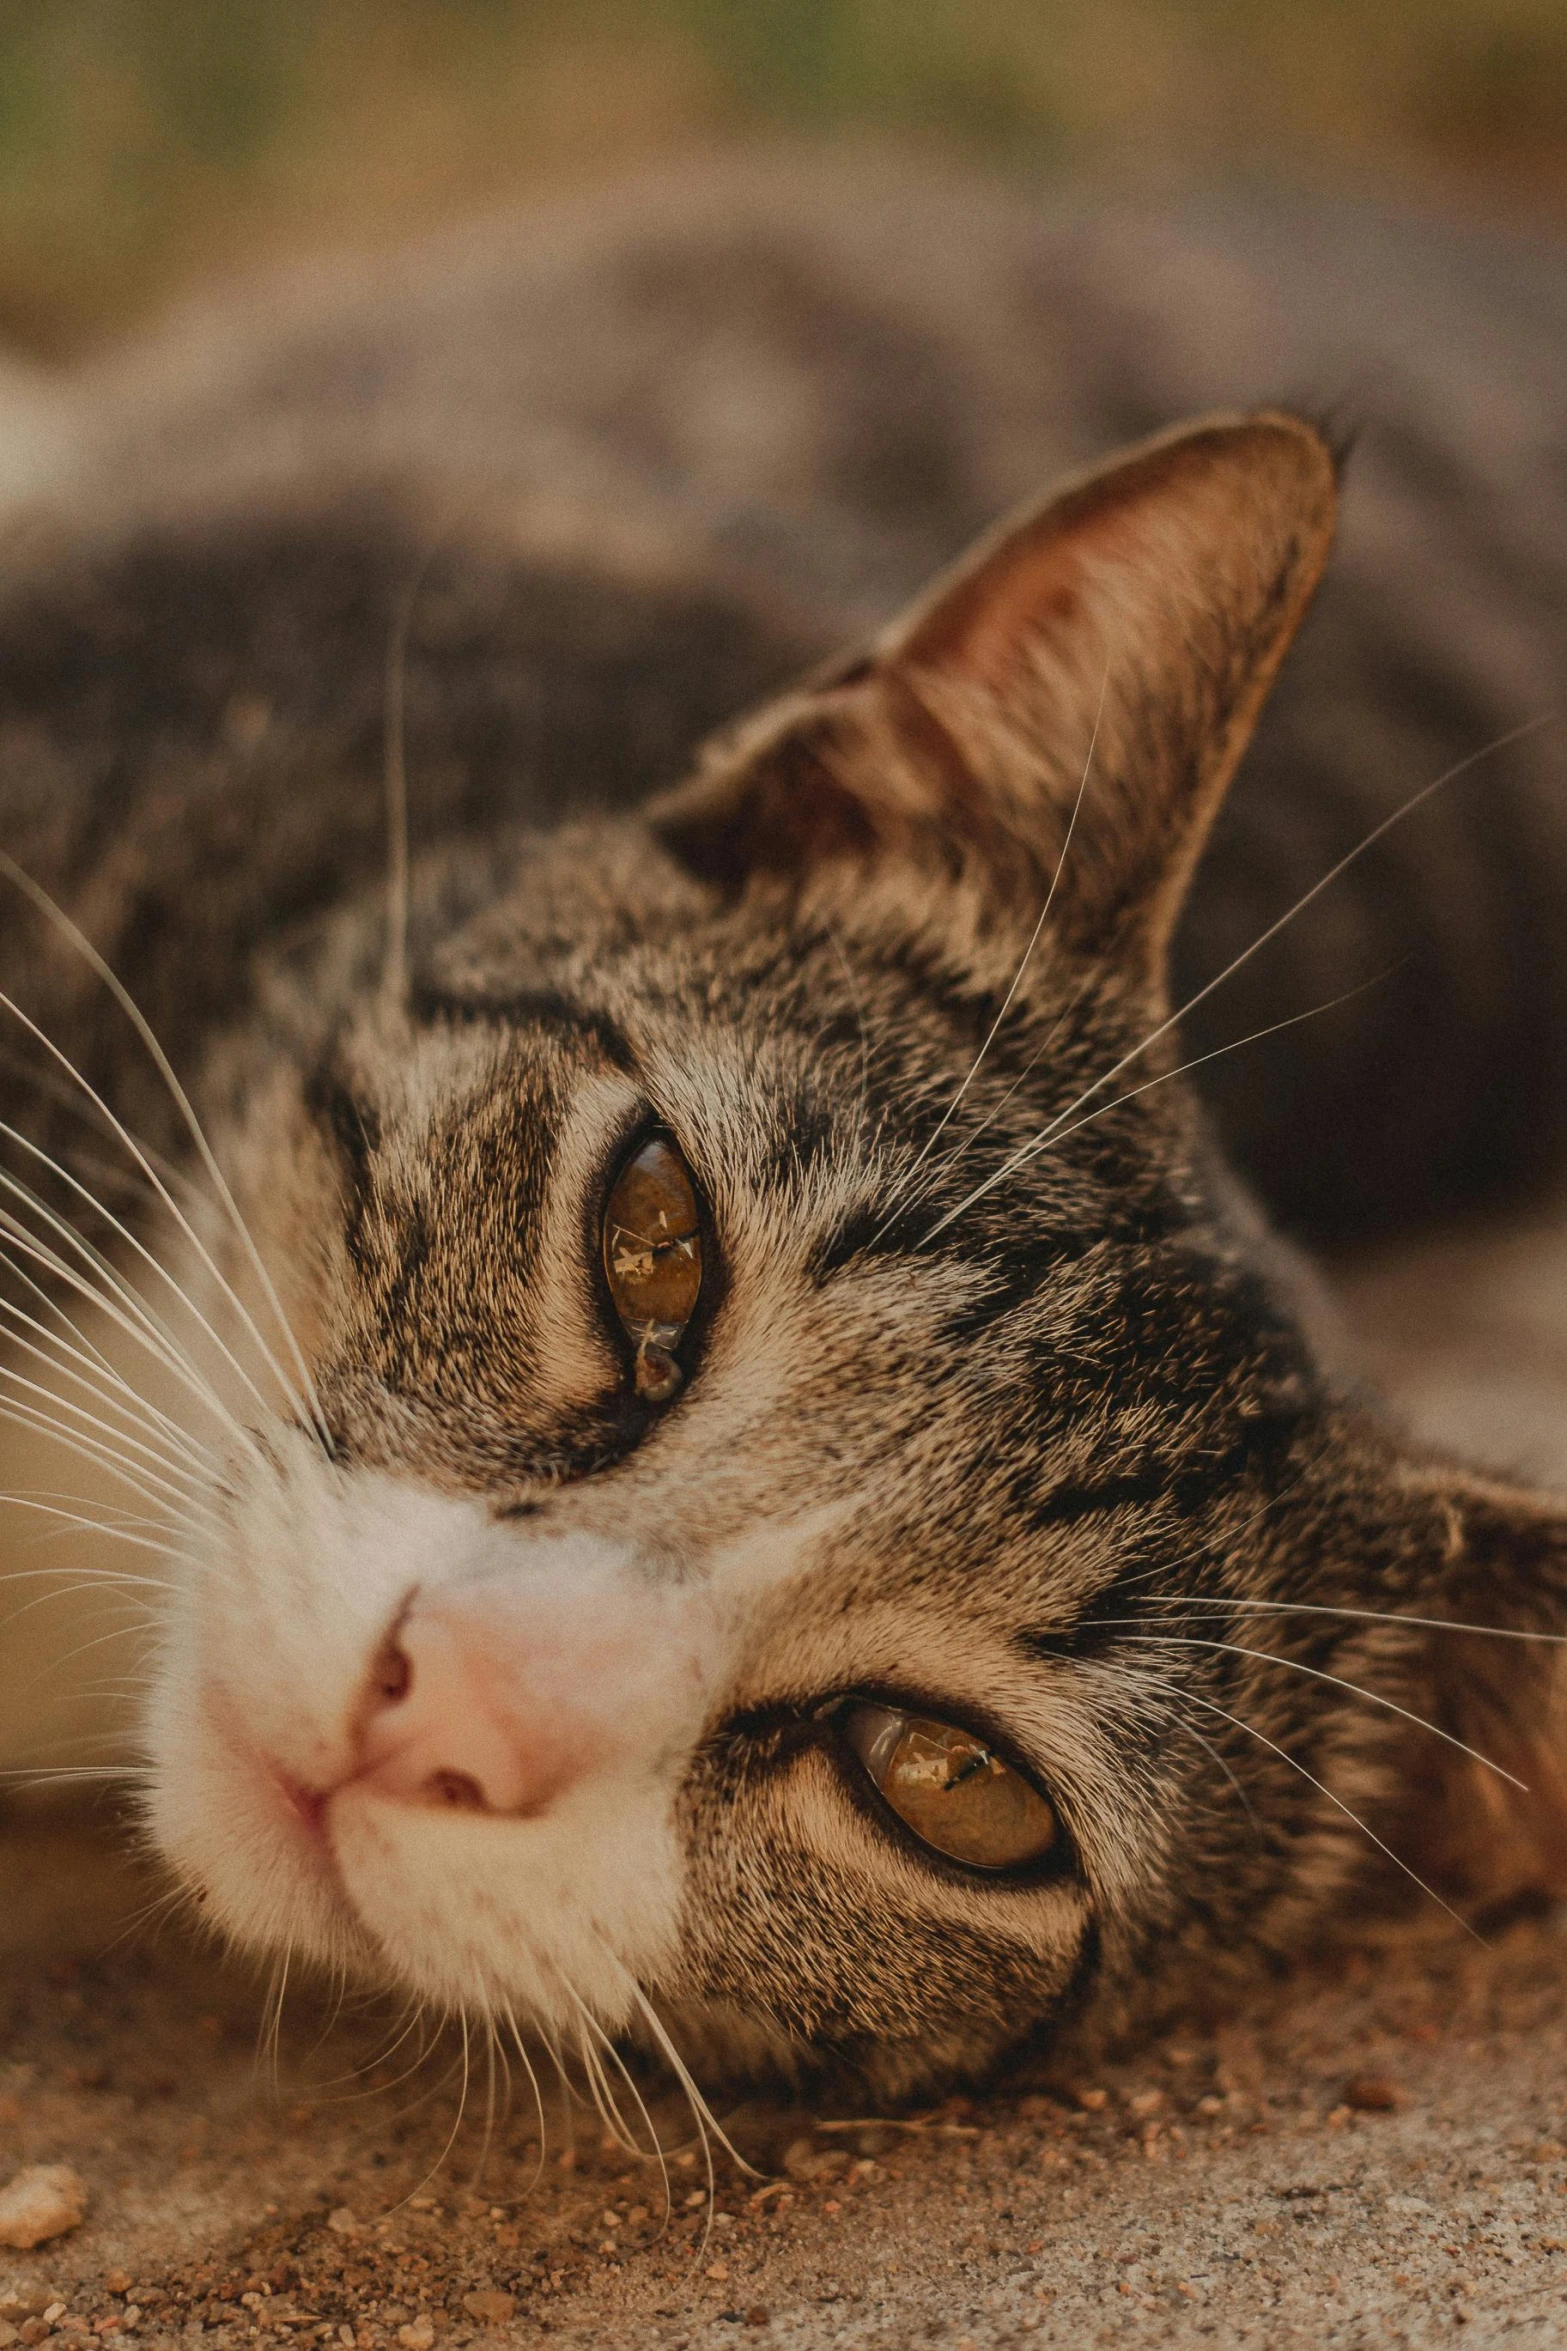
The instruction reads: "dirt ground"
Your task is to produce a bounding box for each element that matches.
[6,1219,1567,2351]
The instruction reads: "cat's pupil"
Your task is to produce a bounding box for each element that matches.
[601,1135,703,1399]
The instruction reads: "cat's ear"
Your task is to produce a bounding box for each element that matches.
[654,410,1338,963]
[1384,1461,1567,1915]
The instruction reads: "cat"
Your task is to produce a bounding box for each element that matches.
[1,153,1566,2101]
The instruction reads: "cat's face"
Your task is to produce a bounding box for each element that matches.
[143,415,1567,2091]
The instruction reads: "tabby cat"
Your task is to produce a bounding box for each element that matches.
[1,156,1565,2096]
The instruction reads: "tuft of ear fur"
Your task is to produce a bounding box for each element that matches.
[655,411,1338,964]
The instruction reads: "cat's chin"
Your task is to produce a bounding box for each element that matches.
[143,1657,690,2035]
[143,1679,378,1983]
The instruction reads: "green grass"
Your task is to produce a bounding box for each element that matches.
[0,0,1562,353]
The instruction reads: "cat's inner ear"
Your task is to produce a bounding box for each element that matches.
[655,410,1338,962]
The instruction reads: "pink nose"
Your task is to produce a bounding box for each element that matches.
[351,1609,586,1817]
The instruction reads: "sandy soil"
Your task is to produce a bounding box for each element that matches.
[5,1218,1567,2351]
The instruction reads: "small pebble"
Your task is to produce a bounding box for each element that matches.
[460,2291,514,2325]
[326,2207,359,2236]
[705,2262,730,2283]
[396,2324,435,2351]
[0,2166,89,2250]
[1342,2075,1400,2113]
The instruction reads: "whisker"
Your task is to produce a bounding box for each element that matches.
[1,1116,280,1451]
[580,2010,673,2219]
[0,1393,214,1528]
[1177,1677,1482,1940]
[0,1358,209,1495]
[102,1879,206,1960]
[501,2005,550,2191]
[870,671,1108,1246]
[1074,1652,1261,1835]
[920,715,1555,1243]
[0,852,332,1448]
[1162,1595,1567,1646]
[1114,1631,1527,1788]
[0,1285,217,1476]
[924,970,1391,1243]
[0,1172,262,1461]
[0,1494,184,1567]
[601,1949,755,2184]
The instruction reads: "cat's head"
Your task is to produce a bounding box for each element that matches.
[146,413,1567,2093]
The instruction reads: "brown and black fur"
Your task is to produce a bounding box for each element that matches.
[2,154,1567,2095]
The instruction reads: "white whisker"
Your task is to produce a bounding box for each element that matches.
[920,716,1555,1243]
[1168,1594,1567,1646]
[923,970,1389,1243]
[1180,1677,1481,1940]
[1120,1631,1527,1789]
[1,1117,279,1451]
[0,1358,209,1494]
[871,669,1107,1246]
[0,1286,216,1476]
[0,1169,263,1462]
[0,1393,213,1528]
[0,852,332,1448]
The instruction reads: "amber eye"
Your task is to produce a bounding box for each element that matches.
[601,1134,704,1403]
[842,1703,1059,1872]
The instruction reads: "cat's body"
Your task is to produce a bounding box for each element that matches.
[2,154,1567,2095]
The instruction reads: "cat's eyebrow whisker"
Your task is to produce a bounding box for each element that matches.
[1081,1654,1260,1832]
[897,952,1105,1229]
[869,672,1107,1248]
[923,968,1391,1243]
[1075,1647,1483,1934]
[922,714,1556,1244]
[1177,1677,1483,1941]
[1114,1631,1528,1789]
[1158,1594,1567,1645]
[0,853,333,1452]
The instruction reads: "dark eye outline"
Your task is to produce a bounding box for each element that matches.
[593,1119,719,1407]
[819,1691,1074,1886]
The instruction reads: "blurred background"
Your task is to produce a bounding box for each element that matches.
[0,0,1563,358]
